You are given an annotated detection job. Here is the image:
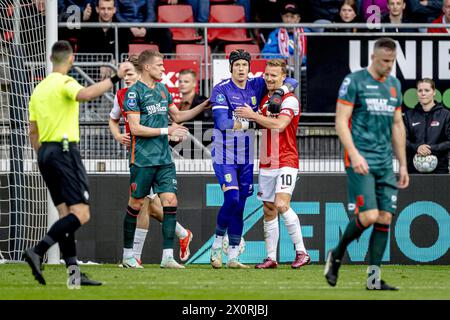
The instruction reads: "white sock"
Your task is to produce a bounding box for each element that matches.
[281,207,306,253]
[123,248,134,260]
[264,217,279,261]
[175,222,188,239]
[133,228,148,261]
[162,249,174,260]
[212,235,223,250]
[228,245,240,261]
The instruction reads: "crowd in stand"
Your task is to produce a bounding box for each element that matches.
[55,0,449,58]
[51,0,450,122]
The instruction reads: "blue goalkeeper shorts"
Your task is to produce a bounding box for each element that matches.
[213,162,254,197]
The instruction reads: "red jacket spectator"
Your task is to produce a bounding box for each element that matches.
[428,0,450,33]
[428,14,450,33]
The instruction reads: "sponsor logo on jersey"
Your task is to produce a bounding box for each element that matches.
[217,94,225,104]
[431,121,440,127]
[128,92,136,99]
[366,85,379,89]
[160,90,167,99]
[127,99,136,107]
[366,98,395,113]
[225,174,232,183]
[356,195,365,207]
[251,96,257,105]
[339,77,351,97]
[412,122,421,126]
[145,103,167,114]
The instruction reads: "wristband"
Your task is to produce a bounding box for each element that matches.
[110,74,120,84]
[160,127,169,135]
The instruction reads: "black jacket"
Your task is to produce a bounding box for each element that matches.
[403,103,450,173]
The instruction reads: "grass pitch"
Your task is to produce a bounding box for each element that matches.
[0,264,449,300]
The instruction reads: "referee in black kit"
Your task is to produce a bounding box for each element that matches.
[24,40,129,286]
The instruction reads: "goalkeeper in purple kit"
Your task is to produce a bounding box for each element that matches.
[209,49,297,268]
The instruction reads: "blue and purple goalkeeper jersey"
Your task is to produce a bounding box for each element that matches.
[210,77,267,165]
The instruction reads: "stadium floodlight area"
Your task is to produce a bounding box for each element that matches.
[0,0,48,262]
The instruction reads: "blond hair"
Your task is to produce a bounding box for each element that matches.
[266,59,287,75]
[137,50,164,72]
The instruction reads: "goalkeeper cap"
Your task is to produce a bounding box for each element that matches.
[229,49,251,70]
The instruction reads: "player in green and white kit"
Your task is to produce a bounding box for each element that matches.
[324,38,409,290]
[123,50,208,268]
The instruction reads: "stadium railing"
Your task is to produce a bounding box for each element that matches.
[3,22,449,174]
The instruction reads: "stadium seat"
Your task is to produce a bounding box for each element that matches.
[208,5,253,43]
[224,44,261,57]
[176,44,211,79]
[128,44,159,56]
[176,44,211,62]
[158,5,202,42]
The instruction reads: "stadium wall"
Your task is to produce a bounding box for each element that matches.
[72,174,450,265]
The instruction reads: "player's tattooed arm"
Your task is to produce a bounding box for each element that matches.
[236,104,291,131]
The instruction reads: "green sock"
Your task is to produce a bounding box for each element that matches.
[162,207,177,249]
[333,215,367,260]
[368,223,390,268]
[124,206,139,249]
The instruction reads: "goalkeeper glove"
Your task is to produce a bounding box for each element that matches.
[268,88,284,114]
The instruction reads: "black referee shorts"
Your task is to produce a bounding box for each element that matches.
[38,142,90,207]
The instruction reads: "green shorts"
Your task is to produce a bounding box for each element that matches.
[130,163,177,199]
[346,167,398,215]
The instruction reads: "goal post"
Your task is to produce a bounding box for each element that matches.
[45,0,60,265]
[0,0,59,263]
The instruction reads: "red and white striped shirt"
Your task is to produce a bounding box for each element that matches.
[259,93,300,169]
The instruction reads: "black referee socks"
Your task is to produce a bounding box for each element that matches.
[34,213,81,257]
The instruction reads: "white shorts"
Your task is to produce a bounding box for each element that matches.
[257,167,298,203]
[146,188,158,200]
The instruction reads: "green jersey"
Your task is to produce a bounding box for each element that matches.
[124,80,174,167]
[337,69,402,170]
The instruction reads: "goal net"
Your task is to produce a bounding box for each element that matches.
[0,0,48,262]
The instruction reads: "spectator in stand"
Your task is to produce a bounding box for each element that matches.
[252,0,282,47]
[330,0,363,32]
[428,0,450,32]
[77,0,128,57]
[236,0,252,22]
[361,0,389,21]
[381,0,418,31]
[177,69,211,121]
[58,0,97,51]
[306,0,344,29]
[115,0,173,53]
[58,0,96,22]
[261,2,309,65]
[404,78,450,174]
[185,0,210,22]
[406,0,443,24]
